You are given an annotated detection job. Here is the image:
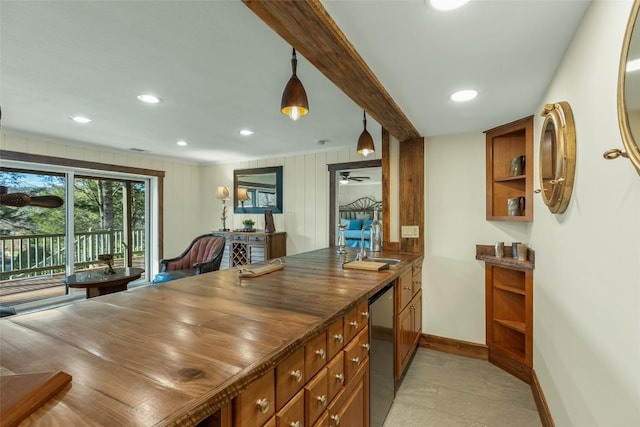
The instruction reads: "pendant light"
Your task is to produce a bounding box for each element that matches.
[357,111,375,156]
[281,48,309,121]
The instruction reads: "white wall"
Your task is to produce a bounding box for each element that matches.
[423,1,640,425]
[0,132,204,260]
[530,1,639,425]
[201,148,382,256]
[425,132,531,343]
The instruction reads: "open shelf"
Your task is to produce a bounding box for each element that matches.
[494,318,526,333]
[493,322,526,361]
[494,175,526,182]
[480,253,534,383]
[485,116,533,221]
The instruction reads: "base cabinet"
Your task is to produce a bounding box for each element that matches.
[395,260,423,381]
[484,262,533,383]
[395,290,422,379]
[327,359,369,427]
[222,299,369,427]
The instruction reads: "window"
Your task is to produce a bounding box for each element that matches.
[0,153,163,311]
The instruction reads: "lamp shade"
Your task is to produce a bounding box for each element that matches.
[216,186,230,200]
[357,111,375,156]
[237,188,250,202]
[281,48,309,121]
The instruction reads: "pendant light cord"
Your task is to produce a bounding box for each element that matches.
[291,48,298,76]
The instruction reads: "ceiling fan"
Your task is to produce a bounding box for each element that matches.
[0,186,64,208]
[339,172,370,184]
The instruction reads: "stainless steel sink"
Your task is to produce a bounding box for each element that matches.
[364,257,404,266]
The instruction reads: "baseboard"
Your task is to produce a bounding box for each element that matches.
[531,369,554,427]
[419,333,488,360]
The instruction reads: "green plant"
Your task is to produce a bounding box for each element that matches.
[242,219,255,229]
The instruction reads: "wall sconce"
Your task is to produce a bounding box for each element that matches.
[237,188,250,208]
[357,110,375,156]
[281,48,309,121]
[216,186,230,231]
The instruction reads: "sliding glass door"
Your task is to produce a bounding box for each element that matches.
[0,165,151,308]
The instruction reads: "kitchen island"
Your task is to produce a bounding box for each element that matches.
[0,247,421,426]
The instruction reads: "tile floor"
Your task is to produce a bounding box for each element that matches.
[383,348,542,427]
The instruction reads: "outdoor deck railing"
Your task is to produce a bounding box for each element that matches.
[0,229,145,280]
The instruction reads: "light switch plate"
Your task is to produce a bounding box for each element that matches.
[401,225,419,238]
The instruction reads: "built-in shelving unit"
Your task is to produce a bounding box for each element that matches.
[484,116,534,221]
[476,245,534,383]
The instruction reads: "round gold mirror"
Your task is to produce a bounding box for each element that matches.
[539,102,576,214]
[608,0,640,174]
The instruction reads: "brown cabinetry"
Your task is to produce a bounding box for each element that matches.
[483,259,533,383]
[484,116,534,221]
[215,231,286,269]
[229,298,369,427]
[232,369,275,427]
[395,262,423,381]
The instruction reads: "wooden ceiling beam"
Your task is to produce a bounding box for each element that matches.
[242,0,421,142]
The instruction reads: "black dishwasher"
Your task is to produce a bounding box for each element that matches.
[369,282,395,427]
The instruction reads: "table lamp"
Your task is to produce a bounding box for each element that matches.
[237,188,250,208]
[216,186,230,231]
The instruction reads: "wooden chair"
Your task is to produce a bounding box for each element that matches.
[153,234,225,284]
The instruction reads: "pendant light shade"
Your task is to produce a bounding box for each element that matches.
[357,111,375,156]
[281,48,309,121]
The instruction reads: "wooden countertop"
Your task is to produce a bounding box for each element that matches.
[0,247,420,426]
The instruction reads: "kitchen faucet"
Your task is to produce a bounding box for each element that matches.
[356,225,371,261]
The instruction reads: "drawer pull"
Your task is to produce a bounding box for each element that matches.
[289,422,301,427]
[315,348,326,360]
[335,373,345,384]
[360,311,370,319]
[334,333,344,343]
[351,357,361,366]
[361,343,370,353]
[290,369,303,383]
[330,414,341,425]
[349,321,359,329]
[403,286,411,291]
[317,394,328,406]
[256,398,270,413]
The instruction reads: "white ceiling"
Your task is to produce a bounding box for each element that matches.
[0,0,591,164]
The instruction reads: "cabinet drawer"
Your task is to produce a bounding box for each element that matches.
[233,234,248,241]
[275,389,304,427]
[232,369,275,427]
[396,270,413,312]
[412,262,422,294]
[327,317,344,360]
[313,411,329,427]
[248,235,266,242]
[304,367,328,427]
[275,347,305,411]
[343,327,368,384]
[305,330,327,379]
[326,351,344,403]
[343,300,368,343]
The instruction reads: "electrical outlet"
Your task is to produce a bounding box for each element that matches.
[401,225,419,238]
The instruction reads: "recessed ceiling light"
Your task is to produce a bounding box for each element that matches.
[239,129,254,136]
[450,89,478,102]
[627,58,640,72]
[176,140,188,147]
[137,94,161,104]
[429,0,471,11]
[70,115,92,124]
